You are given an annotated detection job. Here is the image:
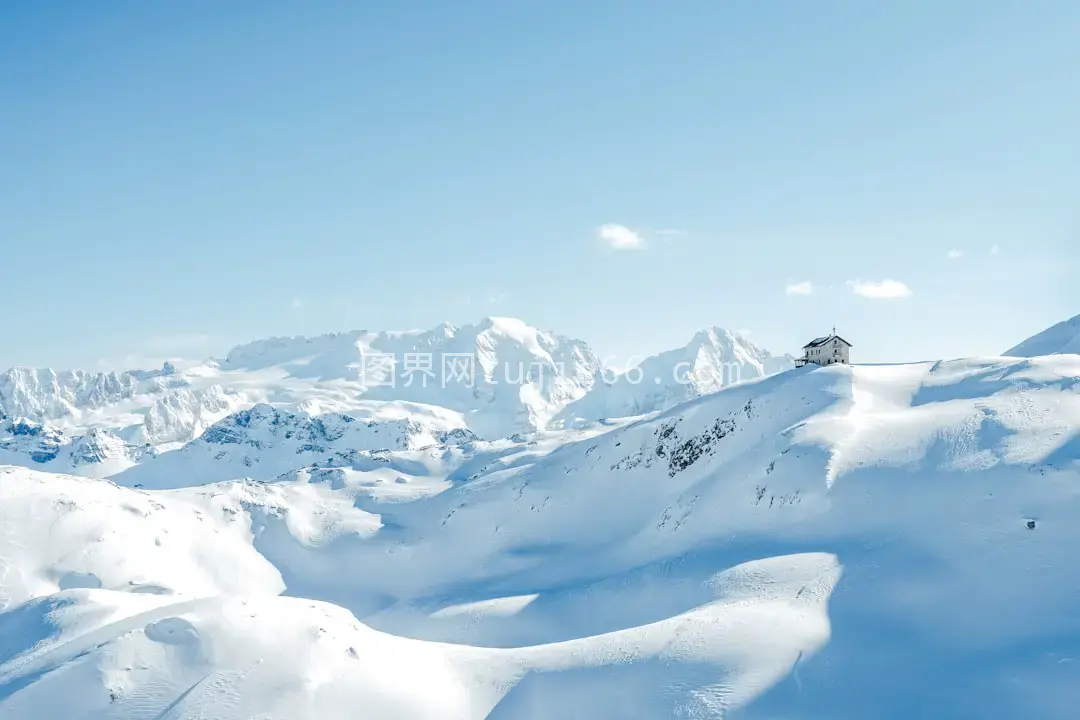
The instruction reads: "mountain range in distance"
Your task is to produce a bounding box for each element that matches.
[0,318,791,466]
[3,313,1077,482]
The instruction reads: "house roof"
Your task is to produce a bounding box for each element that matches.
[802,334,853,349]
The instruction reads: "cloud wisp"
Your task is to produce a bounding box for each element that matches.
[597,224,647,250]
[785,281,814,296]
[847,279,913,299]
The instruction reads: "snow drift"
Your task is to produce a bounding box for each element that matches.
[0,555,839,719]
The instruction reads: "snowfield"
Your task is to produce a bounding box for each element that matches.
[0,468,283,610]
[0,555,839,719]
[2,317,1080,718]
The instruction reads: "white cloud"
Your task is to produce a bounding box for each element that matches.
[291,297,304,309]
[847,279,912,299]
[486,291,507,305]
[990,244,1001,255]
[947,250,965,260]
[654,228,687,237]
[597,224,646,250]
[785,281,814,296]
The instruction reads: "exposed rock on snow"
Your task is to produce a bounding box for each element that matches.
[110,403,475,488]
[0,417,64,463]
[0,417,152,476]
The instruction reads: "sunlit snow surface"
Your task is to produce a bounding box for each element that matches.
[2,356,1080,718]
[1005,312,1080,357]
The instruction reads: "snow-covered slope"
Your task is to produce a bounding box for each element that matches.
[557,326,793,425]
[1005,312,1080,356]
[3,354,1080,717]
[0,552,837,719]
[0,466,839,719]
[113,402,476,488]
[0,468,282,609]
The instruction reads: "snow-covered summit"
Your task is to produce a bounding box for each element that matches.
[0,367,141,420]
[217,317,600,436]
[0,416,66,464]
[1005,312,1080,357]
[556,326,794,425]
[0,319,795,451]
[0,363,235,448]
[0,416,151,476]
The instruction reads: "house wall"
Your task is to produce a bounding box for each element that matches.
[806,338,850,365]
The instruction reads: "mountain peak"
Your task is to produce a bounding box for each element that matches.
[430,320,458,338]
[473,316,547,344]
[1005,313,1080,357]
[688,326,743,348]
[555,325,793,425]
[0,318,791,447]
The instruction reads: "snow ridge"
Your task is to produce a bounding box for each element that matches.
[0,368,141,420]
[558,326,793,425]
[0,319,790,456]
[1005,312,1080,357]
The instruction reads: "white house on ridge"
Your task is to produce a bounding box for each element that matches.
[795,330,852,367]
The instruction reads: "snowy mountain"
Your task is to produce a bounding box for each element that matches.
[557,326,794,425]
[0,416,153,477]
[0,417,65,464]
[1004,312,1080,356]
[113,402,476,488]
[3,354,1079,717]
[220,317,601,436]
[0,319,785,452]
[0,364,243,448]
[0,367,142,420]
[132,383,241,446]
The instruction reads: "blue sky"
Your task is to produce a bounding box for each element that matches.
[2,0,1077,369]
